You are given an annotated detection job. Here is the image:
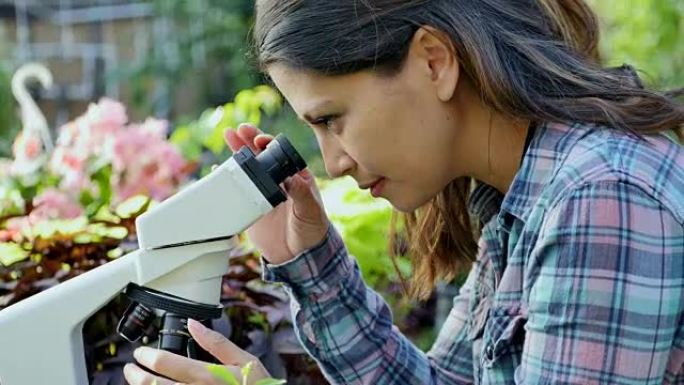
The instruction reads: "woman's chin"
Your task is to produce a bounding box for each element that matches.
[387,195,428,213]
[387,186,446,213]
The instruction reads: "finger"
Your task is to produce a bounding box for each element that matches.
[296,168,315,183]
[283,174,325,223]
[123,363,178,385]
[132,347,215,384]
[298,169,324,203]
[237,124,261,152]
[188,319,255,366]
[224,129,247,153]
[253,134,274,151]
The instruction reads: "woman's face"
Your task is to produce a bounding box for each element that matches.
[268,32,472,212]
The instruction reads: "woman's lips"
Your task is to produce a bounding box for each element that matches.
[370,178,386,197]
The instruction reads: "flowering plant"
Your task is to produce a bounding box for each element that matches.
[0,97,193,245]
[0,96,194,306]
[0,86,331,383]
[51,98,191,203]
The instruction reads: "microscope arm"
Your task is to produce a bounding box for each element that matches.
[0,135,305,385]
[0,238,234,385]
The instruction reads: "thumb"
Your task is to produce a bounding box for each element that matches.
[283,173,324,223]
[298,169,323,203]
[187,319,253,366]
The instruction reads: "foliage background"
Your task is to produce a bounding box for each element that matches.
[129,0,684,176]
[3,0,680,165]
[0,1,682,381]
[588,0,683,89]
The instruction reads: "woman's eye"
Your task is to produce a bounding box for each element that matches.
[312,115,337,131]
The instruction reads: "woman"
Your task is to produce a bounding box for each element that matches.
[124,0,684,384]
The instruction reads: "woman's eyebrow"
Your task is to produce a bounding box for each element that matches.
[302,100,334,122]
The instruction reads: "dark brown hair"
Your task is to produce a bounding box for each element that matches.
[254,0,684,299]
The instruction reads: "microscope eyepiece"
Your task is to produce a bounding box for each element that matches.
[255,134,307,185]
[117,303,155,342]
[233,134,307,207]
[118,284,224,358]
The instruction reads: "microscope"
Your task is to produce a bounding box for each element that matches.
[0,135,306,385]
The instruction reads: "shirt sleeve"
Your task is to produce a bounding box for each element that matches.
[519,181,684,383]
[262,224,476,384]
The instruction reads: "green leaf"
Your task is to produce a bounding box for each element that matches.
[107,248,124,259]
[170,124,192,145]
[206,364,240,385]
[33,217,89,238]
[0,242,29,266]
[88,223,128,239]
[73,233,98,244]
[79,189,95,208]
[247,312,269,331]
[253,85,282,116]
[206,123,228,155]
[234,89,256,118]
[587,0,684,87]
[254,379,286,385]
[92,206,121,224]
[79,165,113,218]
[319,176,411,286]
[115,195,150,218]
[170,125,203,161]
[241,361,254,385]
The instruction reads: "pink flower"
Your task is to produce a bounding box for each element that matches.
[53,97,128,161]
[85,99,127,152]
[140,118,168,138]
[5,216,31,235]
[0,229,21,243]
[10,131,45,175]
[18,133,41,159]
[49,146,89,190]
[55,121,79,147]
[50,146,84,172]
[111,120,190,202]
[50,97,131,192]
[0,159,11,177]
[30,188,83,221]
[45,97,190,204]
[88,98,127,128]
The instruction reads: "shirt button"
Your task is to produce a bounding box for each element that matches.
[485,344,495,360]
[483,344,496,368]
[302,322,316,344]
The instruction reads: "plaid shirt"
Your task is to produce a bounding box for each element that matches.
[263,121,684,384]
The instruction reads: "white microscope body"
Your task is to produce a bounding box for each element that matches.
[0,136,305,385]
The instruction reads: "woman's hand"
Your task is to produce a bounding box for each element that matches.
[123,319,271,385]
[224,123,329,264]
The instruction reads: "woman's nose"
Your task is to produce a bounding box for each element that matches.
[320,138,355,178]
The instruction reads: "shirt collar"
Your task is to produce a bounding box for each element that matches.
[466,121,593,231]
[467,182,503,227]
[496,121,589,232]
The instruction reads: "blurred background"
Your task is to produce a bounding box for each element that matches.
[0,0,683,161]
[0,1,682,384]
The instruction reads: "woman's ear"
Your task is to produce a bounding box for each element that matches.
[409,27,460,102]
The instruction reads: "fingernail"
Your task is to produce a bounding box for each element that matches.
[134,347,153,363]
[188,319,206,336]
[123,363,134,376]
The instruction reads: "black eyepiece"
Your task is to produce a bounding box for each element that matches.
[255,134,307,185]
[158,313,193,357]
[118,303,155,342]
